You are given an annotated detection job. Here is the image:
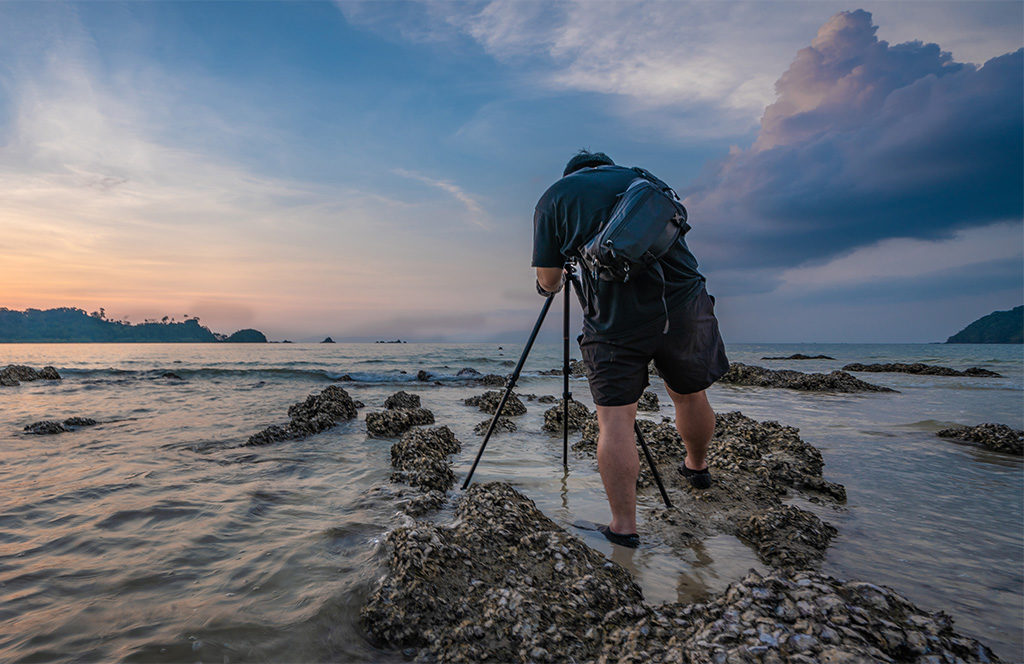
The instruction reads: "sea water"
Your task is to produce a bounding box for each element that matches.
[0,342,1021,662]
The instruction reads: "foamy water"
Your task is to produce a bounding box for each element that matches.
[1,342,1021,662]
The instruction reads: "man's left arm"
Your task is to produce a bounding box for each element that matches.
[536,267,563,295]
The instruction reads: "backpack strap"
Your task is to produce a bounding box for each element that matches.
[631,167,681,202]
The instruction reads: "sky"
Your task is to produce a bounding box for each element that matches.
[0,1,1021,343]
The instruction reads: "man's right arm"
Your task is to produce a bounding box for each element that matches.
[532,196,565,295]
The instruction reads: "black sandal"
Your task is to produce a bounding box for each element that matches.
[572,520,640,548]
[678,462,712,489]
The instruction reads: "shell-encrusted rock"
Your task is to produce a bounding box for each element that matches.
[1,364,62,386]
[388,426,462,492]
[384,390,421,409]
[465,390,527,416]
[361,484,998,664]
[473,417,517,435]
[637,391,660,412]
[937,423,1023,456]
[542,399,591,433]
[366,407,436,438]
[843,362,1000,377]
[245,385,357,445]
[478,373,508,387]
[737,504,838,568]
[720,363,896,393]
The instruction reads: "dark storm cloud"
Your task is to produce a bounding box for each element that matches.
[687,10,1023,269]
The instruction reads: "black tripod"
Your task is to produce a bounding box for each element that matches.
[461,261,673,508]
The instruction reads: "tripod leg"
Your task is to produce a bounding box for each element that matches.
[562,277,571,468]
[634,422,673,508]
[461,295,555,490]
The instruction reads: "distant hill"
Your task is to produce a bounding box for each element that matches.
[225,328,267,343]
[946,306,1023,344]
[0,307,266,343]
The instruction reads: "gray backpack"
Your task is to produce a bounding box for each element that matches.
[578,167,689,283]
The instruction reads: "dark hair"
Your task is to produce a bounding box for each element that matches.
[563,149,614,176]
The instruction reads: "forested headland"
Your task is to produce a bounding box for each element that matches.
[0,307,266,343]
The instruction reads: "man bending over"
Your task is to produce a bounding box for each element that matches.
[533,150,729,548]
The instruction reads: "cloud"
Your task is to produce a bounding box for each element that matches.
[686,10,1023,275]
[340,1,1024,139]
[393,168,490,227]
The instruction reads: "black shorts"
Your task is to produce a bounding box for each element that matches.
[578,288,729,407]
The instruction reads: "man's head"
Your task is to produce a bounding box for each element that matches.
[563,150,614,177]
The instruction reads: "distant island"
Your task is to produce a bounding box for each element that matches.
[0,307,267,343]
[946,305,1023,344]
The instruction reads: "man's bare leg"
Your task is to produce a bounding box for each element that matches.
[595,402,639,535]
[666,387,715,471]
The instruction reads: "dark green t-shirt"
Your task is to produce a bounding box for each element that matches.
[532,165,706,339]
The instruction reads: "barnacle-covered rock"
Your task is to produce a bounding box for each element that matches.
[844,362,1001,377]
[539,358,587,377]
[720,363,896,393]
[574,411,844,567]
[362,484,997,664]
[637,390,659,411]
[478,373,508,387]
[361,482,645,662]
[937,423,1023,456]
[389,426,462,492]
[384,390,421,409]
[592,568,999,664]
[367,407,436,438]
[537,394,557,404]
[245,385,357,446]
[1,364,62,386]
[737,504,838,568]
[465,390,526,416]
[23,416,98,435]
[542,399,591,433]
[473,417,517,435]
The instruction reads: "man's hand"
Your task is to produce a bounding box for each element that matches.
[536,267,564,296]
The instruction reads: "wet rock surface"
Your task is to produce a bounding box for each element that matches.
[361,482,644,663]
[537,394,557,404]
[362,483,998,664]
[389,426,462,493]
[384,390,421,410]
[540,358,587,376]
[721,363,896,393]
[937,423,1023,456]
[465,390,527,416]
[477,373,508,387]
[473,416,517,435]
[367,408,435,438]
[843,362,1001,377]
[762,353,836,360]
[456,367,482,378]
[1,364,62,386]
[637,390,660,411]
[543,399,592,433]
[575,411,844,567]
[24,417,97,435]
[244,385,357,446]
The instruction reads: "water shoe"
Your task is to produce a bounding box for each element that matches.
[678,462,712,489]
[572,520,640,548]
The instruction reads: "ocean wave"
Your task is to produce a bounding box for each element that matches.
[58,366,514,385]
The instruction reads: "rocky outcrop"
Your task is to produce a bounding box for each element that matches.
[720,363,896,393]
[361,482,998,664]
[367,408,436,438]
[542,399,592,433]
[465,390,527,416]
[456,367,482,378]
[245,385,357,445]
[384,390,421,410]
[389,426,462,492]
[1,364,61,387]
[937,423,1023,456]
[637,391,659,411]
[478,374,508,387]
[540,359,587,377]
[762,353,836,360]
[474,417,517,435]
[574,411,844,567]
[843,362,1001,377]
[24,417,97,435]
